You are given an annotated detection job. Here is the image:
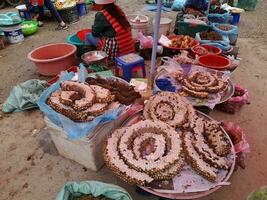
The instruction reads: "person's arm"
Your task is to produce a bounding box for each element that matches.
[92,12,107,37]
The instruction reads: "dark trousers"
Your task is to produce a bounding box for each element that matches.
[38,0,63,23]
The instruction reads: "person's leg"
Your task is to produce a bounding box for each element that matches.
[43,0,66,26]
[85,33,100,46]
[37,5,44,26]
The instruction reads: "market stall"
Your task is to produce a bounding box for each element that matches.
[1,0,253,199]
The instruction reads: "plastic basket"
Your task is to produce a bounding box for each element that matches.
[58,6,79,24]
[174,21,210,37]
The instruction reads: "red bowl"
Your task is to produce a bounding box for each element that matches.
[77,29,92,42]
[164,35,199,50]
[191,44,222,56]
[197,54,231,70]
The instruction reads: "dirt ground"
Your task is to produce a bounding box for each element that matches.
[0,0,267,200]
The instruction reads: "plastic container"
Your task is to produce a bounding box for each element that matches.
[231,13,240,25]
[237,0,258,11]
[174,21,210,37]
[76,2,87,17]
[153,17,172,37]
[127,14,149,38]
[45,112,128,171]
[1,23,24,44]
[66,34,95,57]
[77,29,91,41]
[58,6,79,24]
[197,54,231,70]
[16,4,31,20]
[21,20,38,36]
[191,44,222,56]
[28,43,77,76]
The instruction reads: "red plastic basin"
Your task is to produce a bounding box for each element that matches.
[28,43,77,76]
[77,29,91,42]
[191,44,222,56]
[197,54,231,70]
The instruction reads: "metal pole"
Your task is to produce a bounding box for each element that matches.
[150,0,162,89]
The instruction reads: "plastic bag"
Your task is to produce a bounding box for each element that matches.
[222,121,250,154]
[171,0,186,11]
[195,32,231,52]
[216,84,249,113]
[137,32,153,49]
[164,0,175,8]
[212,23,238,45]
[37,70,124,139]
[208,12,230,23]
[56,181,132,200]
[184,0,207,11]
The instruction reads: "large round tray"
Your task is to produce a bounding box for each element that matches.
[121,109,236,200]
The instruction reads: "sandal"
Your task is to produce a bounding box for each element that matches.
[38,21,44,27]
[55,24,69,30]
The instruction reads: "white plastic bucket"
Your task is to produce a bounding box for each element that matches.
[127,14,149,38]
[1,24,24,44]
[153,17,172,37]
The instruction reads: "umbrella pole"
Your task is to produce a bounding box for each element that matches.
[149,0,162,90]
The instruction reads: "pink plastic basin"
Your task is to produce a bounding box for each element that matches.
[28,43,77,76]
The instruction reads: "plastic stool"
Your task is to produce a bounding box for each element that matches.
[115,53,146,82]
[76,3,87,17]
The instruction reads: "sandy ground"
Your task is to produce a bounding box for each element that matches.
[0,0,267,200]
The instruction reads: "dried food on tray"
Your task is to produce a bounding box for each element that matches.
[47,81,121,122]
[104,120,184,185]
[86,76,141,105]
[183,131,218,182]
[169,35,198,49]
[179,71,228,99]
[204,120,232,156]
[143,91,196,128]
[104,92,234,194]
